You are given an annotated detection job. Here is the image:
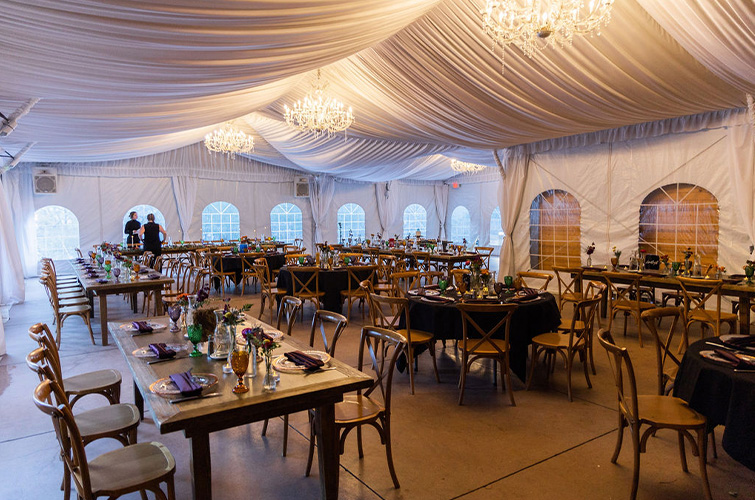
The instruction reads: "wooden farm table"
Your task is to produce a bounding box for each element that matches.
[70,260,173,345]
[110,316,372,500]
[578,269,755,334]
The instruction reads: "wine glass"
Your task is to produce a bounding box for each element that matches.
[672,261,681,276]
[438,278,448,295]
[103,262,112,279]
[168,305,182,333]
[504,275,514,288]
[113,267,121,282]
[186,324,204,357]
[231,349,250,393]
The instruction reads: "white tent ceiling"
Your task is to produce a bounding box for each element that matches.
[1,0,752,180]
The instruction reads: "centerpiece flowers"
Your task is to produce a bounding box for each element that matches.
[467,255,485,298]
[243,327,281,390]
[611,246,622,271]
[585,242,595,267]
[320,243,336,269]
[219,301,252,374]
[660,254,670,275]
[683,247,694,275]
[744,260,755,284]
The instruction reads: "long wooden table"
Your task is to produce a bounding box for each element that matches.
[579,269,755,334]
[70,260,174,345]
[110,316,372,500]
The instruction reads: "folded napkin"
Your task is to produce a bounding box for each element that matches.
[139,268,150,274]
[421,294,455,303]
[722,336,755,350]
[146,273,161,279]
[284,351,325,371]
[149,343,176,359]
[96,279,109,284]
[169,371,202,397]
[132,321,153,333]
[713,348,755,369]
[424,284,440,290]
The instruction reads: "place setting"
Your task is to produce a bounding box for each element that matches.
[149,369,220,404]
[120,320,168,336]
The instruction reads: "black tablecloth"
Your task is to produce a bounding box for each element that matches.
[276,266,375,312]
[401,293,561,381]
[673,339,755,471]
[212,253,286,288]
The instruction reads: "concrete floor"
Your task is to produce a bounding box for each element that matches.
[2,270,754,499]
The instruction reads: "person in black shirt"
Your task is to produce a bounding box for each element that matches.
[124,211,141,247]
[138,213,167,266]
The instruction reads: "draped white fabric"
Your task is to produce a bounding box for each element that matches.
[433,184,449,238]
[5,169,38,277]
[171,176,199,240]
[0,176,25,307]
[374,181,399,235]
[728,115,755,258]
[309,175,336,243]
[496,150,529,277]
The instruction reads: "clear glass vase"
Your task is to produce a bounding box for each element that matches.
[586,255,592,267]
[263,352,276,390]
[245,345,257,378]
[211,310,229,360]
[223,324,236,374]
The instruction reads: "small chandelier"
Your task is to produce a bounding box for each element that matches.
[204,122,255,159]
[284,69,354,136]
[451,159,488,174]
[482,0,615,71]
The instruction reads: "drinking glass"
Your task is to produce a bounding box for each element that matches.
[231,349,250,393]
[186,324,204,357]
[133,263,141,274]
[438,279,448,295]
[671,261,681,276]
[103,263,112,279]
[504,275,514,288]
[168,305,182,333]
[113,267,121,282]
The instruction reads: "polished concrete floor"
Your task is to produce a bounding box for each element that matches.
[2,270,754,499]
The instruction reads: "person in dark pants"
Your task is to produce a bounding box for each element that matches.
[124,211,141,247]
[138,213,167,268]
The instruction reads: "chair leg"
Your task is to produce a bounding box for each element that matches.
[357,425,364,458]
[566,351,574,402]
[526,345,540,390]
[428,341,441,383]
[383,420,400,489]
[636,311,644,348]
[458,355,468,405]
[581,349,592,389]
[258,294,266,319]
[305,414,316,477]
[697,428,713,500]
[503,358,515,406]
[406,345,416,395]
[709,429,718,459]
[678,431,689,472]
[611,414,626,463]
[82,314,95,345]
[630,425,641,500]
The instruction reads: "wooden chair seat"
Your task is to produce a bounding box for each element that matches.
[58,304,92,315]
[85,442,175,496]
[531,331,572,349]
[76,403,140,441]
[59,296,89,307]
[688,310,737,323]
[557,319,585,331]
[613,300,655,312]
[334,394,383,423]
[269,287,288,296]
[461,338,510,355]
[561,291,583,303]
[64,369,122,400]
[396,328,434,345]
[58,289,86,297]
[636,394,706,427]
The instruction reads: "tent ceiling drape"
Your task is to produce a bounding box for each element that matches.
[1,0,752,180]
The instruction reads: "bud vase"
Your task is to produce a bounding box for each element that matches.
[263,352,276,390]
[223,324,236,374]
[586,256,592,267]
[246,346,257,378]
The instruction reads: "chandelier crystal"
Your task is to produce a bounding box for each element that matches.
[204,122,255,159]
[284,69,354,136]
[451,159,488,174]
[482,0,615,69]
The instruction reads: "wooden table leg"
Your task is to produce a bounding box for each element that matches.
[99,293,109,346]
[134,380,144,420]
[739,297,750,335]
[132,291,138,313]
[313,403,339,500]
[154,287,164,315]
[189,432,212,500]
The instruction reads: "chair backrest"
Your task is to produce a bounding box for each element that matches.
[376,254,397,281]
[345,265,377,295]
[420,270,445,286]
[28,323,65,383]
[368,293,408,333]
[309,310,348,355]
[583,280,607,300]
[641,306,683,395]
[75,248,84,258]
[240,254,259,275]
[276,296,303,335]
[210,254,225,275]
[285,253,309,266]
[475,247,494,268]
[597,329,640,426]
[339,252,363,264]
[412,251,430,272]
[358,326,407,412]
[456,303,518,356]
[33,378,94,498]
[677,277,725,325]
[602,271,645,308]
[289,266,321,297]
[450,268,470,288]
[253,259,272,287]
[552,266,585,307]
[516,271,553,291]
[390,271,420,296]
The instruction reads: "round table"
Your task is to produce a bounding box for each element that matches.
[276,265,375,313]
[673,339,755,471]
[402,292,561,382]
[212,253,286,288]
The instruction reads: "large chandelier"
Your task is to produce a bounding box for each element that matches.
[284,70,354,136]
[451,159,488,174]
[204,122,255,159]
[482,0,615,70]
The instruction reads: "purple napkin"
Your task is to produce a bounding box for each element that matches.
[149,343,176,359]
[139,268,150,274]
[132,321,153,333]
[284,351,325,371]
[713,348,755,369]
[96,279,109,284]
[169,371,202,397]
[722,336,755,350]
[146,273,161,280]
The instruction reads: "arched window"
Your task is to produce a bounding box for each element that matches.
[639,183,719,265]
[337,203,366,242]
[490,207,503,246]
[403,204,427,239]
[35,206,80,260]
[530,190,581,270]
[450,206,471,244]
[270,203,303,243]
[202,202,240,241]
[122,205,166,238]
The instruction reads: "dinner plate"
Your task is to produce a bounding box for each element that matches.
[119,321,168,332]
[699,350,732,365]
[234,328,283,345]
[272,351,331,373]
[131,343,190,358]
[149,373,218,397]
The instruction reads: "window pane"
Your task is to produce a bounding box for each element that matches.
[36,206,80,260]
[529,190,581,270]
[201,201,240,241]
[402,204,427,239]
[337,203,366,242]
[270,203,303,242]
[490,207,503,246]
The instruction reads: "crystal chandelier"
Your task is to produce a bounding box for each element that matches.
[482,0,615,70]
[451,159,488,174]
[284,70,354,136]
[204,122,255,159]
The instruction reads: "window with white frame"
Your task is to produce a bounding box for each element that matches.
[529,190,581,270]
[337,203,366,242]
[450,206,471,244]
[270,203,303,243]
[490,207,503,246]
[403,204,427,239]
[202,202,240,241]
[35,206,80,260]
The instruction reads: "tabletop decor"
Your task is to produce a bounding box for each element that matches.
[218,301,253,374]
[177,285,211,330]
[660,254,670,275]
[246,327,281,391]
[744,260,755,285]
[716,265,726,279]
[611,246,621,271]
[230,346,250,394]
[682,247,694,276]
[585,242,595,267]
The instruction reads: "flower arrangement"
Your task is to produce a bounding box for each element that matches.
[242,327,280,354]
[683,247,694,261]
[612,246,622,258]
[585,242,595,256]
[660,254,669,265]
[220,300,252,326]
[176,285,210,309]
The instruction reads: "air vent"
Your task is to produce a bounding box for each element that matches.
[33,167,57,194]
[294,178,310,198]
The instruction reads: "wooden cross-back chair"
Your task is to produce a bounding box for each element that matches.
[390,270,421,297]
[276,296,303,336]
[341,265,377,320]
[640,307,683,395]
[252,262,287,322]
[552,266,585,312]
[210,254,236,297]
[368,293,440,394]
[289,266,325,314]
[39,274,95,346]
[474,246,494,268]
[597,329,712,500]
[677,277,737,350]
[239,253,259,296]
[305,326,406,489]
[603,272,657,348]
[516,271,553,291]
